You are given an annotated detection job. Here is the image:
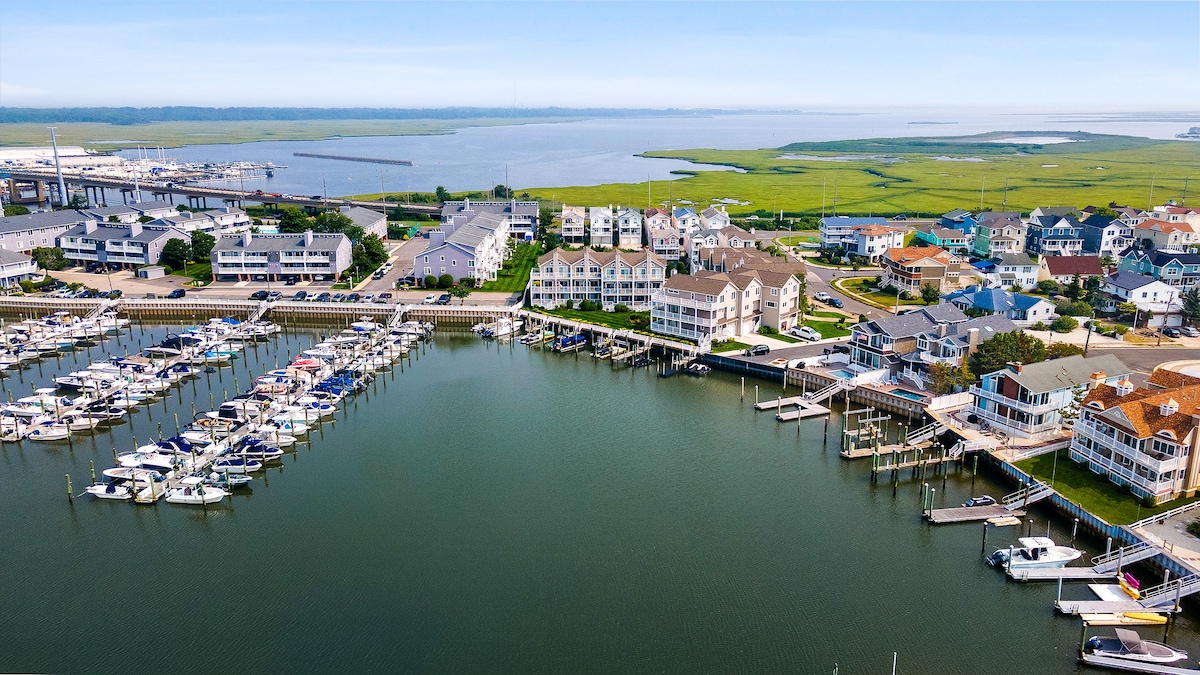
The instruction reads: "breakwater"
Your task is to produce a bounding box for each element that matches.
[292,152,414,166]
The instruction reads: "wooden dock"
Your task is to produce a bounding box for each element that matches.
[1008,567,1118,582]
[926,505,1025,524]
[775,402,831,421]
[1057,599,1149,615]
[1080,654,1200,674]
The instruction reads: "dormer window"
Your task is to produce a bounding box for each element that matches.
[1116,379,1135,397]
[1161,398,1180,416]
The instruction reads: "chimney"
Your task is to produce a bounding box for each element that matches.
[967,327,980,354]
[241,231,252,247]
[463,197,470,210]
[1007,361,1023,374]
[303,230,314,247]
[84,220,97,234]
[430,231,446,247]
[129,221,142,237]
[1089,371,1107,390]
[937,322,948,338]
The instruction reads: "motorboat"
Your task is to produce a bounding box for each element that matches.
[61,414,103,432]
[27,424,71,442]
[987,537,1082,569]
[1083,628,1187,664]
[165,477,228,505]
[230,439,284,461]
[102,467,167,485]
[86,482,133,500]
[249,426,297,447]
[684,363,711,376]
[202,472,252,489]
[211,457,263,474]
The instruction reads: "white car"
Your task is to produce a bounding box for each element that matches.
[813,292,832,303]
[790,326,822,342]
[423,294,437,305]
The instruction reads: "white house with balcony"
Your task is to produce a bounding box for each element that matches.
[1071,368,1200,503]
[1100,271,1182,327]
[211,230,353,281]
[969,354,1129,440]
[819,216,889,250]
[672,207,701,237]
[616,207,643,249]
[589,206,614,247]
[651,271,763,345]
[560,205,586,245]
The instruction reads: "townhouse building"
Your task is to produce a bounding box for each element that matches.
[527,248,666,311]
[57,221,190,269]
[211,230,353,282]
[650,271,763,343]
[1131,219,1200,252]
[560,205,587,245]
[440,198,538,241]
[83,200,178,224]
[338,205,388,239]
[589,206,614,247]
[0,210,94,254]
[419,211,510,282]
[0,250,39,288]
[880,245,962,294]
[1118,249,1200,289]
[615,206,643,249]
[970,354,1129,440]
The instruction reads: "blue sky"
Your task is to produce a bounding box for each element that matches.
[2,1,1198,109]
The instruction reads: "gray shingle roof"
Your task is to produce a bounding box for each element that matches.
[61,223,186,243]
[0,210,94,233]
[213,232,349,253]
[1004,354,1130,394]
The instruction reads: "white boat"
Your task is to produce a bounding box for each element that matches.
[61,414,103,432]
[987,536,1082,569]
[165,477,228,505]
[1084,628,1187,663]
[102,467,168,485]
[86,483,133,500]
[212,457,262,474]
[27,424,70,442]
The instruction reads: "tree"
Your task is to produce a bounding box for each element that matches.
[967,330,1047,377]
[435,186,451,202]
[1116,301,1139,321]
[493,184,511,199]
[1047,343,1085,359]
[920,282,940,305]
[278,207,310,233]
[313,211,355,235]
[796,273,809,322]
[65,194,88,209]
[1093,205,1119,218]
[1050,315,1079,333]
[160,238,192,271]
[30,247,68,271]
[449,284,472,305]
[437,274,454,289]
[1036,280,1060,295]
[3,204,30,217]
[137,215,153,224]
[927,362,970,395]
[1064,272,1083,301]
[1183,287,1200,326]
[191,231,216,260]
[424,275,437,288]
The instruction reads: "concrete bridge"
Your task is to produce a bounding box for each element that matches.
[3,168,441,216]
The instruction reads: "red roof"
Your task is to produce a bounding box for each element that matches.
[1043,255,1103,277]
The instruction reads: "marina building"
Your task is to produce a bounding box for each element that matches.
[969,354,1129,440]
[560,205,587,245]
[1071,368,1200,503]
[211,230,352,281]
[527,247,666,311]
[58,221,191,269]
[440,198,538,241]
[419,211,509,282]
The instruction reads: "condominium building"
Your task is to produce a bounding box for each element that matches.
[440,198,538,240]
[527,247,667,310]
[651,271,763,344]
[419,211,510,282]
[616,206,643,249]
[58,221,191,269]
[589,206,614,247]
[211,230,353,281]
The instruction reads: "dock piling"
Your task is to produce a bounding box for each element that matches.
[65,474,72,502]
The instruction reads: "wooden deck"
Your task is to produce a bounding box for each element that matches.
[926,505,1025,524]
[775,403,831,421]
[1079,654,1200,674]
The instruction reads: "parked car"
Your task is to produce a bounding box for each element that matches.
[893,214,908,221]
[790,326,822,342]
[315,292,332,302]
[166,288,186,299]
[284,277,299,286]
[398,276,418,288]
[346,293,361,303]
[1182,326,1200,338]
[331,293,346,302]
[436,294,451,305]
[266,291,282,301]
[372,271,385,280]
[249,290,269,301]
[963,495,997,508]
[361,294,374,303]
[423,294,437,304]
[377,292,393,304]
[1164,327,1182,338]
[292,291,308,301]
[813,291,832,303]
[828,298,844,309]
[744,344,770,357]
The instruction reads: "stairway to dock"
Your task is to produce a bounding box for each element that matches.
[1092,542,1161,574]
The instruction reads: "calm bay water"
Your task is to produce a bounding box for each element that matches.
[117,111,1199,198]
[3,327,1197,673]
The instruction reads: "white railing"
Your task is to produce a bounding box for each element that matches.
[968,385,1061,416]
[1129,500,1200,530]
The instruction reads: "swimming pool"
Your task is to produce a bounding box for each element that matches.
[888,389,927,402]
[829,369,855,380]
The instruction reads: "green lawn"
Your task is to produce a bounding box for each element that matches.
[808,310,844,319]
[479,244,540,293]
[712,340,751,353]
[761,329,800,343]
[834,277,923,308]
[517,131,1200,218]
[803,319,852,339]
[776,235,819,246]
[536,307,652,333]
[1016,451,1200,525]
[174,262,211,282]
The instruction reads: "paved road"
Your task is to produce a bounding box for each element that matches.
[802,265,880,320]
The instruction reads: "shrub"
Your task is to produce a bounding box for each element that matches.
[1030,321,1050,331]
[565,299,574,309]
[1051,315,1079,333]
[613,304,630,313]
[437,274,454,289]
[1188,521,1200,538]
[873,275,882,287]
[18,279,33,293]
[423,275,437,288]
[1055,300,1094,318]
[1037,280,1060,295]
[628,314,648,327]
[1115,325,1129,336]
[758,326,779,336]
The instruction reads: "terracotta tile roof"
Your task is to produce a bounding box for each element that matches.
[1136,219,1196,234]
[884,245,951,265]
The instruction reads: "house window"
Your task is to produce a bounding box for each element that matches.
[771,288,778,296]
[468,260,474,268]
[766,301,777,308]
[424,267,431,275]
[452,260,457,266]
[424,256,429,263]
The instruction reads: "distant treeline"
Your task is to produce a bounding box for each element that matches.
[0,107,740,125]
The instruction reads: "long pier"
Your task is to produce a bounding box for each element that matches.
[293,152,414,166]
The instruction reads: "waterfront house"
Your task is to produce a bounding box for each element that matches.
[338,205,388,239]
[848,304,1015,385]
[672,207,701,237]
[983,252,1039,291]
[560,205,587,245]
[1038,255,1104,286]
[1079,214,1133,258]
[1118,249,1200,290]
[973,212,1026,258]
[440,198,538,241]
[880,245,962,294]
[0,210,96,254]
[58,221,190,269]
[419,211,509,283]
[699,206,732,230]
[818,216,889,251]
[650,271,763,344]
[913,223,970,254]
[589,206,614,247]
[616,206,643,249]
[1026,212,1084,257]
[1071,368,1200,503]
[970,354,1130,440]
[1100,271,1182,326]
[0,249,39,287]
[942,285,1056,324]
[527,247,666,311]
[849,224,906,263]
[211,230,353,282]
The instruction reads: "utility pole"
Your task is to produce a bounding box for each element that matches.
[821,178,826,218]
[48,127,68,208]
[980,177,985,211]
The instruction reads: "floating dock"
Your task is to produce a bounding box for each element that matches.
[1009,567,1118,582]
[292,152,413,166]
[753,395,831,421]
[926,505,1025,524]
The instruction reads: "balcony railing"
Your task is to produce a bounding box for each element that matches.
[967,404,1056,435]
[1070,444,1178,496]
[969,385,1061,415]
[1073,421,1181,474]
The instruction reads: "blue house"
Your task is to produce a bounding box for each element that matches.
[1026,214,1084,256]
[1118,249,1200,289]
[942,285,1057,323]
[940,209,978,237]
